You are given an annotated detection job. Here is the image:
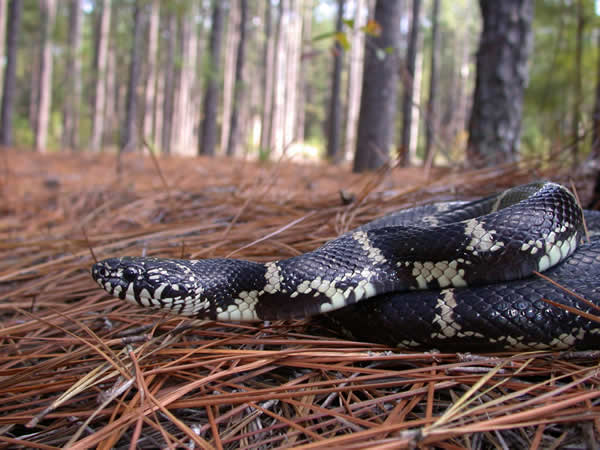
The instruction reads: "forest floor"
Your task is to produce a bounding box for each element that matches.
[0,149,599,448]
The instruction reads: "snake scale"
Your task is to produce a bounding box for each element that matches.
[92,182,600,351]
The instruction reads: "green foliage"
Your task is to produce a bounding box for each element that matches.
[258,146,271,162]
[523,0,598,156]
[14,116,34,148]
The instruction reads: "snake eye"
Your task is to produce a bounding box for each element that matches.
[122,267,138,282]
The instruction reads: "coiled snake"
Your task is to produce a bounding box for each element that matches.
[91,182,600,351]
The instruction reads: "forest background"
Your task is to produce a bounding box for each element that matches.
[0,0,598,173]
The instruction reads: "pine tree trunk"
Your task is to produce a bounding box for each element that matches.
[121,0,143,152]
[0,0,22,147]
[200,0,225,156]
[35,0,56,152]
[221,1,239,155]
[343,0,366,162]
[592,31,600,210]
[399,0,422,166]
[161,13,176,155]
[104,46,117,147]
[424,0,440,166]
[445,31,471,143]
[0,0,7,106]
[572,0,583,164]
[29,42,39,129]
[326,0,345,162]
[353,0,402,172]
[408,36,423,163]
[154,62,164,152]
[593,30,600,158]
[171,6,198,155]
[226,0,248,156]
[283,0,302,150]
[142,0,159,143]
[90,0,111,151]
[270,0,285,155]
[289,0,302,148]
[467,0,534,168]
[258,0,274,154]
[295,0,311,143]
[62,0,82,151]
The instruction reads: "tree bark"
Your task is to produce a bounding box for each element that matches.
[285,0,302,149]
[90,0,111,151]
[258,0,274,154]
[153,60,164,152]
[442,29,471,147]
[200,0,225,156]
[226,0,248,156]
[295,0,311,143]
[35,0,56,152]
[353,0,402,172]
[269,0,286,155]
[343,0,366,162]
[268,0,285,155]
[104,46,117,147]
[220,2,238,155]
[466,0,535,168]
[62,0,82,151]
[424,0,440,166]
[0,0,22,147]
[142,0,159,143]
[283,0,302,151]
[572,0,584,164]
[593,28,600,157]
[590,25,600,210]
[29,41,39,129]
[0,0,7,106]
[161,13,177,155]
[399,0,422,166]
[172,5,199,156]
[121,0,143,152]
[326,0,345,162]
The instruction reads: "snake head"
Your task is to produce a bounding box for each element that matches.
[91,257,178,306]
[91,256,265,317]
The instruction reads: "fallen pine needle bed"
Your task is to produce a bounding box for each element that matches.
[0,150,598,449]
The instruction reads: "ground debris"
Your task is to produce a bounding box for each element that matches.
[0,151,598,448]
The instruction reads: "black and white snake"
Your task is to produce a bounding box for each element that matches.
[91,182,600,351]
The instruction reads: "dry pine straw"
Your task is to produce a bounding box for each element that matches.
[0,150,598,449]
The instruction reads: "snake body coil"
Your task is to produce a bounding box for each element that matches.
[92,182,600,350]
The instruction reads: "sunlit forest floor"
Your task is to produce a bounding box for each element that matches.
[0,149,598,448]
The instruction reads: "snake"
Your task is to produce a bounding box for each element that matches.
[91,182,600,351]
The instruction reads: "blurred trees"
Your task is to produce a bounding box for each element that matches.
[399,0,422,167]
[523,0,596,161]
[0,0,22,147]
[0,0,597,172]
[424,0,440,166]
[226,0,248,157]
[62,0,82,151]
[34,0,56,152]
[90,0,111,152]
[142,0,159,144]
[325,0,344,162]
[353,0,402,172]
[121,0,142,152]
[467,0,534,167]
[199,0,225,156]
